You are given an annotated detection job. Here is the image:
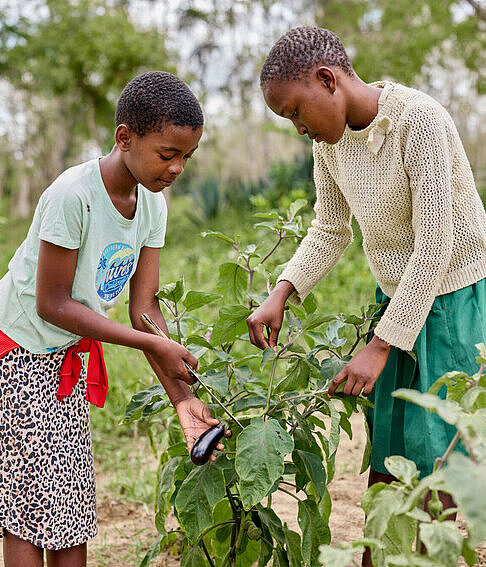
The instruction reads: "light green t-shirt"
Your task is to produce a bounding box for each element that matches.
[0,158,167,354]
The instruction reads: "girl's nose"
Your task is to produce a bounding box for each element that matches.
[294,121,307,136]
[168,160,184,176]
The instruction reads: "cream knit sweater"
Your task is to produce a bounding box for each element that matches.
[279,81,486,351]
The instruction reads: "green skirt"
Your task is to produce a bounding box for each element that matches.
[367,278,486,477]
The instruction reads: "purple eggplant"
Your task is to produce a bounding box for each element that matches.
[190,424,226,465]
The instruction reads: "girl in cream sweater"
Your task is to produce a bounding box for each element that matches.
[247,26,486,566]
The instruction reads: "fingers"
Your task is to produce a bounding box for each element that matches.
[268,326,280,350]
[328,368,348,396]
[184,350,199,371]
[247,318,270,350]
[328,368,377,397]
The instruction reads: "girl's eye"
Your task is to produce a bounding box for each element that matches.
[159,154,175,161]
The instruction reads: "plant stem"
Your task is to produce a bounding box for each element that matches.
[173,302,182,344]
[200,539,215,567]
[196,521,236,544]
[346,324,364,357]
[263,355,279,416]
[434,431,461,471]
[260,232,283,265]
[268,388,329,416]
[277,486,302,502]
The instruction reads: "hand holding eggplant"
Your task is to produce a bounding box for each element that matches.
[175,397,232,462]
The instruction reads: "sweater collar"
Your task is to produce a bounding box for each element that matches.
[343,81,395,151]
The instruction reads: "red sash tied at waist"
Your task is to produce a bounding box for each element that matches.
[0,330,108,408]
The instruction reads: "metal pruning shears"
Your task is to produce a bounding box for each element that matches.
[140,313,244,429]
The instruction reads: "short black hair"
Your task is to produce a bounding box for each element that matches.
[260,26,353,86]
[115,71,204,136]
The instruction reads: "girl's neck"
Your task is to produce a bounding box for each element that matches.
[99,148,138,199]
[345,77,384,131]
[99,148,138,220]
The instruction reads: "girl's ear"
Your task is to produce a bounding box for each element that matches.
[316,66,337,94]
[115,124,132,152]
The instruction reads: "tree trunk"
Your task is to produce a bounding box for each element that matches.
[12,165,31,219]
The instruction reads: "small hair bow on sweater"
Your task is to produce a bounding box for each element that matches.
[367,116,393,155]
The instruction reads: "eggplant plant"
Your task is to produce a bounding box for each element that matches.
[124,199,382,567]
[126,200,486,565]
[320,343,486,567]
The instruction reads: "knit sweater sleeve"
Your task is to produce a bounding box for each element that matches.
[278,142,353,304]
[374,104,454,350]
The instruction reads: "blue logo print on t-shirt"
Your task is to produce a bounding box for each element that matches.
[96,243,135,301]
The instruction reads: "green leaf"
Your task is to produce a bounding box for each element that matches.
[326,319,347,348]
[294,450,327,499]
[272,546,290,567]
[254,211,281,220]
[318,545,357,567]
[362,483,405,539]
[123,385,168,423]
[461,538,478,567]
[211,305,252,345]
[236,418,294,508]
[216,262,248,304]
[175,461,226,542]
[275,359,310,393]
[233,395,267,412]
[419,521,463,567]
[182,290,221,312]
[288,198,307,219]
[320,358,346,383]
[384,553,441,566]
[302,314,336,331]
[284,527,304,567]
[138,532,177,567]
[298,499,331,565]
[392,389,463,425]
[156,278,184,304]
[302,293,317,314]
[476,342,486,364]
[234,366,252,388]
[428,371,470,397]
[443,453,486,546]
[180,544,206,567]
[461,386,486,412]
[457,409,486,460]
[384,456,420,485]
[256,505,286,546]
[202,369,229,397]
[261,347,276,369]
[200,230,235,244]
[156,455,184,524]
[185,335,213,349]
[328,401,341,459]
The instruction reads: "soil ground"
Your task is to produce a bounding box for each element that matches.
[1,413,485,566]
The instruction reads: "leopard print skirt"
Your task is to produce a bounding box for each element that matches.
[0,346,97,550]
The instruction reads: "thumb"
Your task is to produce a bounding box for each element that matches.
[200,402,220,426]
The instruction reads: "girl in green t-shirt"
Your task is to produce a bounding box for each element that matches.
[0,71,229,566]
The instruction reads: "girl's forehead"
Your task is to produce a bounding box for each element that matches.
[263,80,306,113]
[147,124,202,150]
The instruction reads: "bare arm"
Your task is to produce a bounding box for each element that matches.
[128,246,195,405]
[129,246,231,455]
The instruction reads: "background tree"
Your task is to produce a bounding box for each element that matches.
[0,0,174,216]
